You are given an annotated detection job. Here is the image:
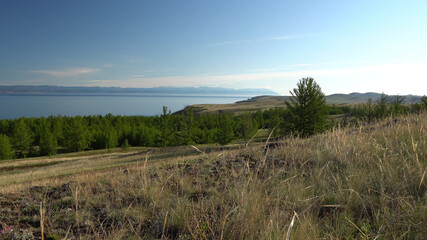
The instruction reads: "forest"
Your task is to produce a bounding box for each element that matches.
[0,93,426,160]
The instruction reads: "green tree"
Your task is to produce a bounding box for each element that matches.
[35,118,57,156]
[237,112,257,144]
[284,77,327,137]
[121,139,130,152]
[159,106,174,146]
[421,96,427,109]
[180,107,195,145]
[39,131,57,156]
[92,119,118,150]
[217,114,234,145]
[0,134,13,160]
[63,117,91,152]
[51,116,64,146]
[0,120,10,135]
[106,129,118,150]
[390,95,407,115]
[375,93,389,120]
[12,119,33,157]
[354,98,375,123]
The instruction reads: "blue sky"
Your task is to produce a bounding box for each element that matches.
[1,0,426,95]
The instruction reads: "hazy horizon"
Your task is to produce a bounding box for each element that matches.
[1,1,426,95]
[2,85,426,97]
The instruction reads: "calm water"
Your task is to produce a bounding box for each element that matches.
[0,94,251,119]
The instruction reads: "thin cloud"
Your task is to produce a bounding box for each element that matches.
[93,62,427,90]
[207,40,243,46]
[207,34,298,46]
[76,62,427,96]
[128,75,146,78]
[289,63,314,67]
[139,68,176,73]
[84,80,115,84]
[33,68,101,77]
[249,68,277,72]
[287,62,339,68]
[269,35,297,40]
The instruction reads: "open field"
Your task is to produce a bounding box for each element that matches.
[0,113,426,239]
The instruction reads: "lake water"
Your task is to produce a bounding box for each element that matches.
[0,94,251,119]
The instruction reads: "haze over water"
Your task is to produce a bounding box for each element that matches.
[0,94,249,119]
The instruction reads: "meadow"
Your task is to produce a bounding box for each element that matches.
[0,112,425,239]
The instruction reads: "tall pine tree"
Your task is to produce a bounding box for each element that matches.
[284,77,327,137]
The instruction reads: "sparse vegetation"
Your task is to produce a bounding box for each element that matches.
[0,112,425,239]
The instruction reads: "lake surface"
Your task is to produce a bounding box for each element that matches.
[0,94,251,119]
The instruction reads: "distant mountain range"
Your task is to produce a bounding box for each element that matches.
[0,86,423,104]
[0,85,278,96]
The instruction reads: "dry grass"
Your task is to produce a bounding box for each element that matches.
[191,96,287,114]
[0,144,241,193]
[0,113,426,239]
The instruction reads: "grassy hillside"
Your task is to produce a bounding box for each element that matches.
[0,144,246,193]
[326,92,423,104]
[184,93,423,114]
[0,112,425,239]
[182,95,291,114]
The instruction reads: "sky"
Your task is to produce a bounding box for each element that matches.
[1,0,426,95]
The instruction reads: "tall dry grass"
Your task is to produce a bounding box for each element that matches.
[0,113,425,239]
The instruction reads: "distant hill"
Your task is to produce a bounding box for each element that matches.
[242,93,423,105]
[181,92,424,114]
[326,92,423,104]
[0,85,279,96]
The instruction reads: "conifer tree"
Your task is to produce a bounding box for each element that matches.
[12,119,33,157]
[160,106,173,146]
[375,93,389,120]
[358,98,376,123]
[237,112,257,144]
[0,134,13,160]
[63,117,90,152]
[422,96,427,109]
[39,131,57,156]
[284,77,327,137]
[121,139,130,152]
[180,107,195,144]
[390,95,407,115]
[217,114,234,145]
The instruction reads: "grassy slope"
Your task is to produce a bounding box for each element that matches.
[186,93,423,114]
[182,96,290,114]
[0,144,245,193]
[0,113,426,239]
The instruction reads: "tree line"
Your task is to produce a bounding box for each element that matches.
[0,78,426,160]
[0,106,281,159]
